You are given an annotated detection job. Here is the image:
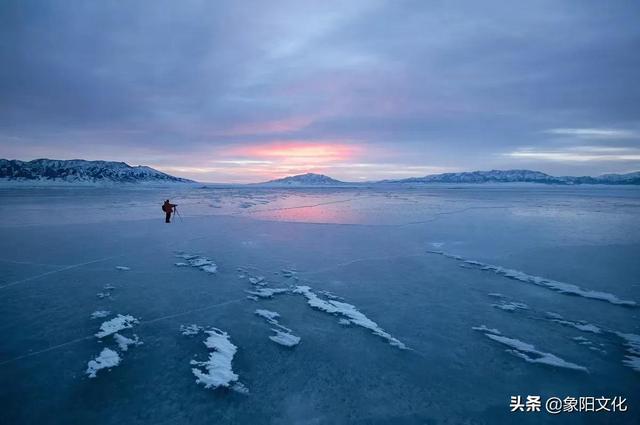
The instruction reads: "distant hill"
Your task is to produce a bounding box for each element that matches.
[0,159,194,184]
[258,169,640,186]
[259,173,346,186]
[381,169,640,185]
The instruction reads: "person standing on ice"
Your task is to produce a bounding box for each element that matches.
[162,199,177,223]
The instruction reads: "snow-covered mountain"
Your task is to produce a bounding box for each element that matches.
[259,169,640,186]
[259,173,346,186]
[0,159,194,184]
[381,169,640,185]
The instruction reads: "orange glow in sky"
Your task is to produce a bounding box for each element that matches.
[227,142,359,163]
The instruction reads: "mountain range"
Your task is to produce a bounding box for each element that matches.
[1,159,639,185]
[263,169,640,185]
[0,159,193,184]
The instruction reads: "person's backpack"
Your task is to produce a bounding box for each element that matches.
[162,203,168,212]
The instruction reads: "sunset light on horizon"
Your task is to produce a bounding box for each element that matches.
[2,1,639,182]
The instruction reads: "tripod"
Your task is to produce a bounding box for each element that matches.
[174,206,184,222]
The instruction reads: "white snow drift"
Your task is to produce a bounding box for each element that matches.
[90,310,110,319]
[616,332,640,372]
[254,309,301,347]
[86,348,121,378]
[190,328,243,390]
[292,286,407,349]
[428,250,636,307]
[473,326,588,372]
[114,333,142,351]
[95,314,140,338]
[175,253,218,274]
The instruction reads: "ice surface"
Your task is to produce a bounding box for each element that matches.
[190,328,241,390]
[292,286,407,349]
[475,329,588,372]
[95,314,139,338]
[429,250,637,306]
[2,185,639,424]
[86,348,121,378]
[115,266,130,271]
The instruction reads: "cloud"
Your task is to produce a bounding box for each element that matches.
[544,128,639,139]
[505,147,640,162]
[2,0,640,179]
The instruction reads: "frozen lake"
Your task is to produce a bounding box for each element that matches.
[1,185,639,424]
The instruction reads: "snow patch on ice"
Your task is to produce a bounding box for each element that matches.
[545,311,564,320]
[245,288,289,298]
[281,269,297,278]
[254,309,301,347]
[86,348,121,378]
[473,328,588,372]
[571,336,606,354]
[190,328,243,390]
[115,266,130,271]
[428,250,636,307]
[90,310,110,319]
[492,301,529,312]
[269,329,301,347]
[175,253,218,274]
[472,325,501,335]
[95,314,139,338]
[255,309,280,321]
[292,285,407,350]
[248,276,266,286]
[114,333,142,351]
[615,332,640,372]
[553,319,601,334]
[180,324,204,336]
[544,312,602,334]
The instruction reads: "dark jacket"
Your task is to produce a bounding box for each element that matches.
[162,201,176,213]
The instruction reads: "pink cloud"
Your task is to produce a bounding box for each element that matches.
[221,116,316,136]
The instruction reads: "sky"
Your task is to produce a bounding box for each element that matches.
[1,0,639,183]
